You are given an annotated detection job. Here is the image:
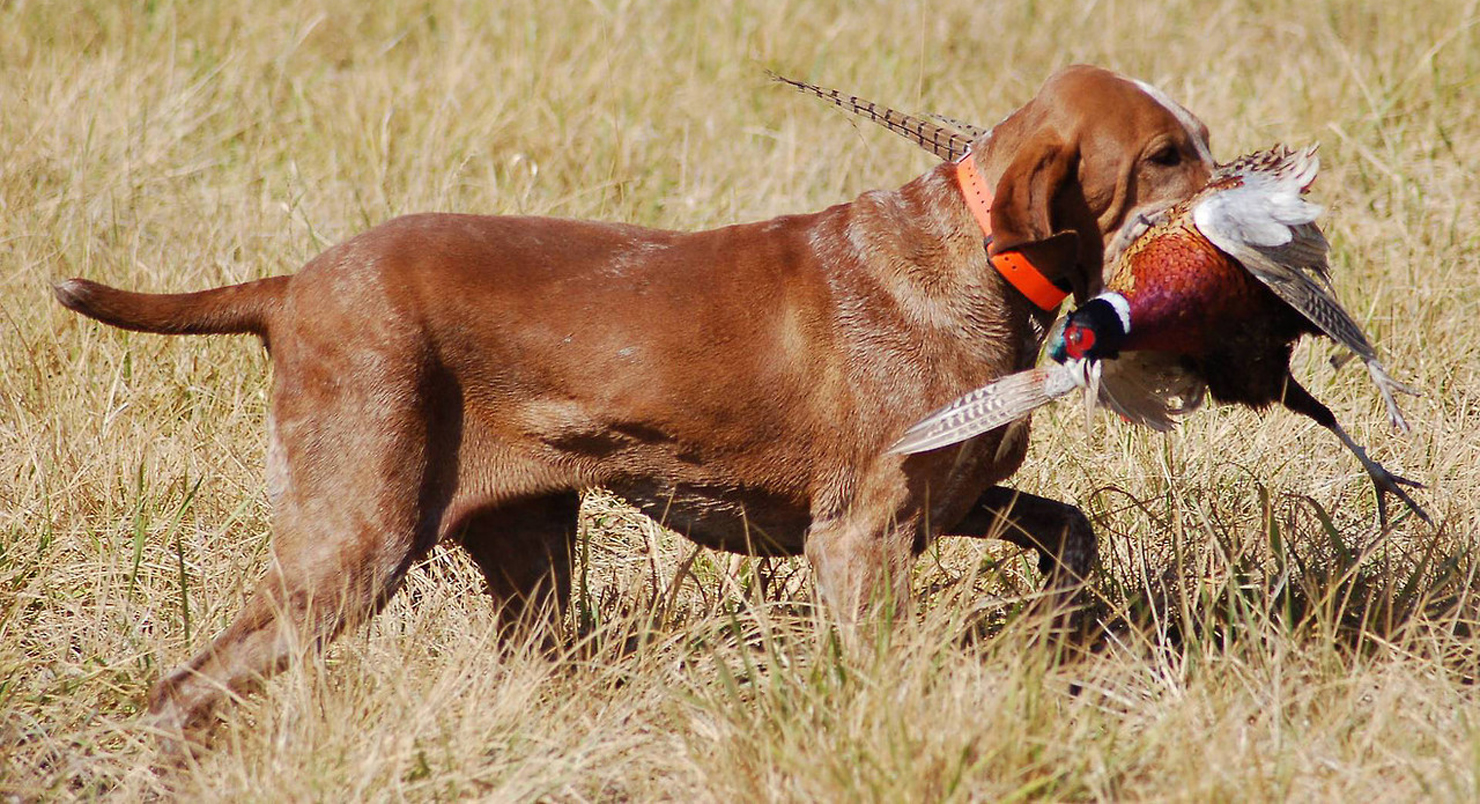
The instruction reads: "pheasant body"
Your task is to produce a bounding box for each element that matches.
[1097,208,1318,410]
[894,145,1429,525]
[1107,213,1296,356]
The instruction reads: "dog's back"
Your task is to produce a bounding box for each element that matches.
[54,65,1216,741]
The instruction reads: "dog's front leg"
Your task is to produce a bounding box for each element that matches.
[804,496,918,626]
[950,486,1098,610]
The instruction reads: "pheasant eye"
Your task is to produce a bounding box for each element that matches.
[1065,324,1096,358]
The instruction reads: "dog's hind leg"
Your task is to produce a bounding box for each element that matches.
[146,358,446,740]
[455,491,582,631]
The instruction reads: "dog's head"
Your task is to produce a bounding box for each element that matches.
[983,65,1214,301]
[775,65,1213,304]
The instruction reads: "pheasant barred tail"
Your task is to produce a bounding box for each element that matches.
[768,71,975,162]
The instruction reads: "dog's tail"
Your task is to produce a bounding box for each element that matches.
[52,276,288,336]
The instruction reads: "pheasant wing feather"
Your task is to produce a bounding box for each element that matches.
[1234,246,1376,360]
[1195,147,1322,241]
[1098,353,1207,431]
[1192,145,1418,431]
[888,363,1084,455]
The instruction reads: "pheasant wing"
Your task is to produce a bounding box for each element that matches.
[1192,145,1418,431]
[1193,145,1332,280]
[1234,244,1378,361]
[888,363,1085,455]
[1194,169,1369,361]
[1098,353,1208,432]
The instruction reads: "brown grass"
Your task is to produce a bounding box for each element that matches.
[3,0,1478,799]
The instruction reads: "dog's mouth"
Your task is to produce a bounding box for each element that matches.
[1103,206,1169,266]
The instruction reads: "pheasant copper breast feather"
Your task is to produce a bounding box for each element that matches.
[891,145,1429,526]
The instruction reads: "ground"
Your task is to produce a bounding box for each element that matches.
[2,0,1478,799]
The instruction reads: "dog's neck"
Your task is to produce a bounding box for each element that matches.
[953,152,1070,312]
[870,161,1061,348]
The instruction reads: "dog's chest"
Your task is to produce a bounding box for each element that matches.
[905,305,1048,531]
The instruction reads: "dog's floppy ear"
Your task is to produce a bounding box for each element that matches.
[987,135,1080,255]
[988,135,1101,303]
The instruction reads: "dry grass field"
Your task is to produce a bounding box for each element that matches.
[3,0,1479,799]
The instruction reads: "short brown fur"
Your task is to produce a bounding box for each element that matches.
[54,65,1212,738]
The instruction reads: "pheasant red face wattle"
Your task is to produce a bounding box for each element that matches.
[896,144,1429,527]
[1062,325,1095,359]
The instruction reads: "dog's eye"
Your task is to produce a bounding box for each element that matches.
[1149,146,1182,167]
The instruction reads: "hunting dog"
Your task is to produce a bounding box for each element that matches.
[55,65,1213,735]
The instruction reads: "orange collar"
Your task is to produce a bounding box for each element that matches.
[954,153,1070,311]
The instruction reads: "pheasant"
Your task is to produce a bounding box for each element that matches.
[890,145,1430,526]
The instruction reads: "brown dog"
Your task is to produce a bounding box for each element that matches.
[55,65,1212,735]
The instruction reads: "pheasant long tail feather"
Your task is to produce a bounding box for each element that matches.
[768,71,974,162]
[888,364,1084,455]
[924,112,991,141]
